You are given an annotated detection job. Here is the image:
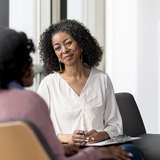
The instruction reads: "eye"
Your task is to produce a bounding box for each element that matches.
[54,46,61,51]
[65,41,72,46]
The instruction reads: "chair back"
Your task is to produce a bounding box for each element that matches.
[0,121,52,160]
[115,92,146,136]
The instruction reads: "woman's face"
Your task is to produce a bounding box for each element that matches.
[51,32,82,66]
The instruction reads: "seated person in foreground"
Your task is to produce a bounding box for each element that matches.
[0,27,139,160]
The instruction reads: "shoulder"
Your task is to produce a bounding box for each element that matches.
[11,89,47,106]
[91,68,113,88]
[40,72,59,86]
[38,73,59,93]
[91,67,109,80]
[41,72,57,82]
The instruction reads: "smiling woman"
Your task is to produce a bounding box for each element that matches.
[37,19,144,160]
[38,19,122,145]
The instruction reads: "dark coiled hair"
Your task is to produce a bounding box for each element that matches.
[39,19,103,75]
[0,27,35,89]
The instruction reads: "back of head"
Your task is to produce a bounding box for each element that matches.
[0,27,35,89]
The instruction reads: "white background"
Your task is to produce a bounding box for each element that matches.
[105,0,160,133]
[9,0,34,38]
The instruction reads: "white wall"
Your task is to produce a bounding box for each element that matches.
[67,0,83,22]
[105,0,160,133]
[9,0,34,38]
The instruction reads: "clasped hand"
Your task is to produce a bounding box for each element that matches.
[71,129,109,146]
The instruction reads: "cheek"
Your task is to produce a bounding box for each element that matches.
[74,47,82,58]
[22,70,34,86]
[55,52,62,60]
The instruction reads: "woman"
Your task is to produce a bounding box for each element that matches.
[38,19,122,145]
[0,27,135,160]
[37,20,144,160]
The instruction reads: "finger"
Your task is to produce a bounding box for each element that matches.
[90,132,99,142]
[72,135,86,142]
[111,148,132,160]
[87,132,98,142]
[102,146,132,160]
[89,137,95,143]
[74,130,85,135]
[72,139,86,143]
[115,153,131,160]
[72,131,85,142]
[73,134,85,139]
[72,137,86,144]
[85,129,97,136]
[86,136,95,143]
[118,151,132,160]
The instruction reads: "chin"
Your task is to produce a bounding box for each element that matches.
[64,60,78,66]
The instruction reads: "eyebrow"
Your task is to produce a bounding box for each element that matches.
[63,38,71,43]
[53,38,71,46]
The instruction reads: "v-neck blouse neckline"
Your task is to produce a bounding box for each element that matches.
[55,68,93,98]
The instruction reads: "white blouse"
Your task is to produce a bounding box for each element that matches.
[37,68,123,138]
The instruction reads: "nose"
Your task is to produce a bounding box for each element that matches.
[61,45,69,54]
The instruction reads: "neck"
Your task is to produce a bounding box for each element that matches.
[62,61,90,79]
[65,64,84,77]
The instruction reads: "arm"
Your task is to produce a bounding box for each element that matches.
[57,133,73,144]
[103,75,123,138]
[37,77,51,109]
[85,129,110,143]
[37,77,62,135]
[85,75,122,143]
[58,130,86,146]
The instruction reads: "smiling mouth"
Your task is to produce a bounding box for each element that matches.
[63,54,73,60]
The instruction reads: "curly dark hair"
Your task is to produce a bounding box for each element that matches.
[39,19,103,75]
[0,27,35,89]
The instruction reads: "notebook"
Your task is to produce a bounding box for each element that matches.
[85,135,141,146]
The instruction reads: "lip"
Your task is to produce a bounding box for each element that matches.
[63,54,73,60]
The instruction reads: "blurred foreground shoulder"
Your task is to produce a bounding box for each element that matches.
[13,89,48,108]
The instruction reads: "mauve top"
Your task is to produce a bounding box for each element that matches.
[0,88,102,160]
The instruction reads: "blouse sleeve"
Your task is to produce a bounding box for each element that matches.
[103,75,123,138]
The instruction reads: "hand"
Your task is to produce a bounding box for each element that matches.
[63,144,79,157]
[85,129,109,143]
[100,146,133,160]
[71,130,86,146]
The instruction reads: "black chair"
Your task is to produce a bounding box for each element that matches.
[115,92,160,160]
[115,92,146,137]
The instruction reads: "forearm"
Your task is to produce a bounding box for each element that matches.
[57,133,73,144]
[104,125,123,138]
